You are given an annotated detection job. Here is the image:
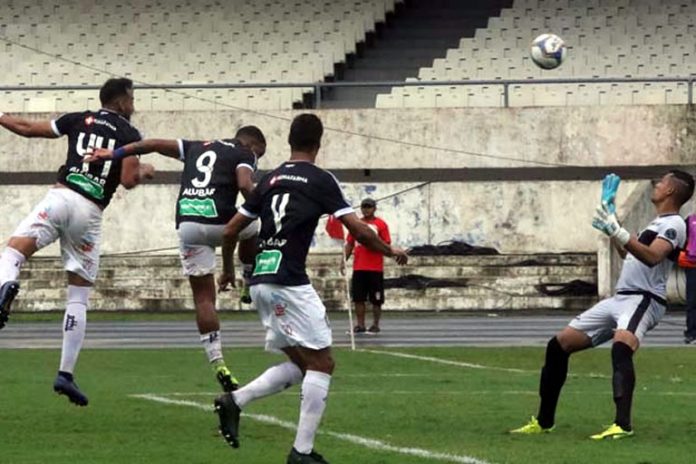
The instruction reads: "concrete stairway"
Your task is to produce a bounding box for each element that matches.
[13,253,597,312]
[321,0,512,108]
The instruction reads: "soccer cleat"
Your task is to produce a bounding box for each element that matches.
[509,416,554,434]
[684,334,696,345]
[239,285,252,304]
[590,423,634,440]
[214,393,241,448]
[353,325,366,334]
[0,280,20,330]
[367,325,381,334]
[215,365,239,393]
[53,374,89,406]
[287,448,330,464]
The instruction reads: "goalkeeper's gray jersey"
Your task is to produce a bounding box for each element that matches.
[615,214,685,298]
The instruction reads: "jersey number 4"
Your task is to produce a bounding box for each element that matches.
[77,132,116,177]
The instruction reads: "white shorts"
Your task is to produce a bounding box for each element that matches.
[177,220,259,276]
[12,188,102,283]
[250,283,332,353]
[568,292,666,346]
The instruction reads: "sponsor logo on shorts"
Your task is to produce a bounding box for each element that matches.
[271,291,287,317]
[281,323,293,336]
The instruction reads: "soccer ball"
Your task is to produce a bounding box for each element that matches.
[530,33,567,70]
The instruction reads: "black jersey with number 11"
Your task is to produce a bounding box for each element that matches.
[240,161,353,286]
[52,109,142,208]
[175,139,257,227]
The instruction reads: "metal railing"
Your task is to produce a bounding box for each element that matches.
[1,76,694,108]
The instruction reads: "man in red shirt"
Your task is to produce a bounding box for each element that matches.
[345,198,391,334]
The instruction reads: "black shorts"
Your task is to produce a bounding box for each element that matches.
[351,270,385,305]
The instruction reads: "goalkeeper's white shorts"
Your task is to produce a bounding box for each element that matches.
[568,291,665,346]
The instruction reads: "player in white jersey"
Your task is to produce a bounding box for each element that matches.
[511,170,694,440]
[0,78,154,406]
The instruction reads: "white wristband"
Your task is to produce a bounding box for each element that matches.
[612,227,630,246]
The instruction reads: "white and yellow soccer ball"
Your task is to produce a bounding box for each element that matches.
[530,33,567,70]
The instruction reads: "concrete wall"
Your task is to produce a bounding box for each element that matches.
[2,106,695,171]
[1,105,694,256]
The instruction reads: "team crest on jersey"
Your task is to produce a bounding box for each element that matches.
[665,228,677,240]
[85,116,95,126]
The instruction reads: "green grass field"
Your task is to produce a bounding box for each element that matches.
[2,346,695,464]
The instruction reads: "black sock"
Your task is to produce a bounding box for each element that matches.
[612,342,635,431]
[537,337,570,429]
[58,371,74,382]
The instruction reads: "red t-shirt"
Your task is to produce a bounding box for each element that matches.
[347,216,391,272]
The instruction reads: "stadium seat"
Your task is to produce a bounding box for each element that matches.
[0,0,403,111]
[376,0,696,108]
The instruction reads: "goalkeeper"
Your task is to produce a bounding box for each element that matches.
[511,170,694,440]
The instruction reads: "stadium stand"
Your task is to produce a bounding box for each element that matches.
[376,0,696,108]
[0,0,403,111]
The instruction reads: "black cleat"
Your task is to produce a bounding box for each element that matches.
[215,366,239,393]
[0,280,20,330]
[287,448,330,464]
[53,373,89,406]
[214,393,241,448]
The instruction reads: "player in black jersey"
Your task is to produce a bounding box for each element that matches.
[87,126,266,393]
[213,114,408,464]
[0,78,154,406]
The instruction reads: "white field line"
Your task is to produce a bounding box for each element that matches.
[138,390,696,397]
[361,349,610,379]
[131,393,494,464]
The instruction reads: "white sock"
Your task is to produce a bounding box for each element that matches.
[293,370,332,454]
[233,361,303,409]
[0,247,25,285]
[59,286,90,374]
[201,330,223,364]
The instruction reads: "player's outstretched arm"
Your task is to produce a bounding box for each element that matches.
[340,213,408,265]
[0,113,59,139]
[85,139,180,162]
[592,202,672,267]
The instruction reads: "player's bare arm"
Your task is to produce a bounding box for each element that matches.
[85,138,180,162]
[340,213,408,265]
[0,113,59,139]
[344,241,354,260]
[236,166,255,199]
[623,236,674,267]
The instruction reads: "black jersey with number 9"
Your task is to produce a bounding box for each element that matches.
[240,161,353,286]
[175,139,257,227]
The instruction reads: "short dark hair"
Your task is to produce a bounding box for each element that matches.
[235,125,266,146]
[99,78,133,106]
[288,113,323,152]
[668,169,695,206]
